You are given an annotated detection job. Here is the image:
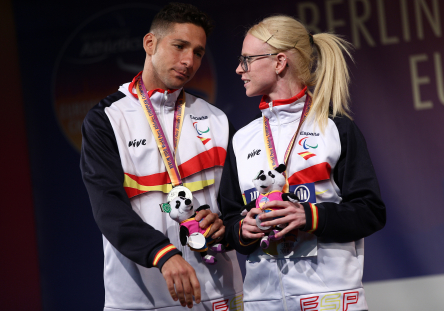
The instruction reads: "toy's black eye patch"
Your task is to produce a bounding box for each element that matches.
[268,171,275,178]
[175,201,181,209]
[255,170,264,180]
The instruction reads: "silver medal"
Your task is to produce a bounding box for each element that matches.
[256,211,272,230]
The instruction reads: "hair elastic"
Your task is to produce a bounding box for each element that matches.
[308,32,314,46]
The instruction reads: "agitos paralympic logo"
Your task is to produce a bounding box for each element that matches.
[299,137,318,150]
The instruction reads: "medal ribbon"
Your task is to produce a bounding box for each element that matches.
[263,92,313,192]
[136,78,186,187]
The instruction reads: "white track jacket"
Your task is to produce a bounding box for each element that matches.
[220,91,386,311]
[81,80,243,311]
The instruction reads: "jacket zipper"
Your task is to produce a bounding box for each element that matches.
[160,90,168,127]
[277,260,289,311]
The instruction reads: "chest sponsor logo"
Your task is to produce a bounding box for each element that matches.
[243,187,259,204]
[128,139,146,147]
[289,183,316,203]
[300,291,359,311]
[299,137,318,150]
[190,114,208,120]
[247,149,261,159]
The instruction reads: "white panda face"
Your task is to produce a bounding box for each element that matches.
[253,168,286,194]
[168,196,195,223]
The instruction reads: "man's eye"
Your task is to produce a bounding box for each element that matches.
[195,52,203,58]
[175,45,183,49]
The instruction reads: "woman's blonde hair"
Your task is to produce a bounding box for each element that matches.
[248,15,353,130]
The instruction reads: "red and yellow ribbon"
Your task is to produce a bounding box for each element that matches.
[136,79,186,187]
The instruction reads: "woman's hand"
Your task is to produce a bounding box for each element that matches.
[258,200,306,239]
[241,208,266,240]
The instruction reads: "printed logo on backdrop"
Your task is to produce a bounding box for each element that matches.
[52,4,217,152]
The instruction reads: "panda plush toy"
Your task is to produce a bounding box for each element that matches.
[242,164,299,249]
[163,191,225,265]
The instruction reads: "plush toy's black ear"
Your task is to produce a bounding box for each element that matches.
[275,164,286,174]
[178,191,186,197]
[196,204,210,212]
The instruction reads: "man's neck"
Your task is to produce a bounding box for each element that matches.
[141,67,168,91]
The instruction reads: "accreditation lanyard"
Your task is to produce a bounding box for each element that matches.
[263,92,313,192]
[135,78,186,187]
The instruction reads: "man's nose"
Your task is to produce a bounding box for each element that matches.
[181,50,194,68]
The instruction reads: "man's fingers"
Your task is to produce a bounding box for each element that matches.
[189,270,201,304]
[180,273,194,308]
[195,209,211,222]
[210,221,225,239]
[163,272,178,302]
[198,212,217,229]
[161,255,201,308]
[172,273,186,307]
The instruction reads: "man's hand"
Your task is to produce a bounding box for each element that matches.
[258,200,306,239]
[242,208,265,240]
[161,255,201,308]
[195,209,224,240]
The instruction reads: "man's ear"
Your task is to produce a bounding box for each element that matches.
[143,33,157,56]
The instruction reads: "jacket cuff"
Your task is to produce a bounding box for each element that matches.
[300,202,325,235]
[238,219,260,246]
[151,244,182,270]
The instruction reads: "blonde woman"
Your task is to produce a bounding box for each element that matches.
[220,15,386,311]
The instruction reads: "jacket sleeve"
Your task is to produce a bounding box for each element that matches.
[80,92,181,270]
[220,131,261,255]
[300,116,386,242]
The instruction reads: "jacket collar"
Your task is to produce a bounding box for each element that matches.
[128,71,180,109]
[260,87,308,125]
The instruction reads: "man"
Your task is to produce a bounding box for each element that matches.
[80,3,243,310]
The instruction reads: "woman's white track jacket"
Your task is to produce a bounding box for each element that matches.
[220,92,386,311]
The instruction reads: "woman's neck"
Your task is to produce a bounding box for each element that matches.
[263,78,304,103]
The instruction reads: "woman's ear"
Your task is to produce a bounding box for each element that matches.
[143,33,157,56]
[275,53,288,75]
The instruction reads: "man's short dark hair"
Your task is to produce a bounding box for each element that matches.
[150,2,214,37]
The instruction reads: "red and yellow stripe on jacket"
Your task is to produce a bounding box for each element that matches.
[153,244,178,267]
[123,146,226,198]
